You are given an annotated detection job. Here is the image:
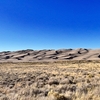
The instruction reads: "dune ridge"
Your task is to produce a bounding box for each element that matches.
[0,48,100,62]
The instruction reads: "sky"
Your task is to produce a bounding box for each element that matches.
[0,0,100,51]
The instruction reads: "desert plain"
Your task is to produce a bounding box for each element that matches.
[0,49,100,100]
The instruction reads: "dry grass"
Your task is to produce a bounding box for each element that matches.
[0,60,100,100]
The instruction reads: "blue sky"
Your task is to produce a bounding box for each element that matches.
[0,0,100,51]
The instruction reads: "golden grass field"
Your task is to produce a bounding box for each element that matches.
[0,60,100,100]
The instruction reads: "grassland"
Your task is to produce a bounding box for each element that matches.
[0,60,100,100]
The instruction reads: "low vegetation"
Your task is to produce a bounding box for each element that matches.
[0,60,100,100]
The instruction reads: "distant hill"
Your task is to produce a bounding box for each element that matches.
[0,48,100,62]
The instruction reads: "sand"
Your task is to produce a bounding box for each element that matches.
[0,48,100,62]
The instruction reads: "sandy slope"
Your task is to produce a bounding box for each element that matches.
[0,48,100,62]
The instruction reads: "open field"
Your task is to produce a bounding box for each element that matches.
[0,60,100,100]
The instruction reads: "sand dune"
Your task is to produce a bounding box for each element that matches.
[0,48,100,62]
